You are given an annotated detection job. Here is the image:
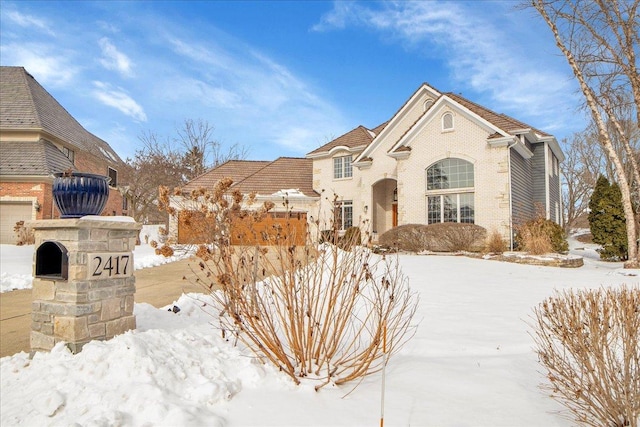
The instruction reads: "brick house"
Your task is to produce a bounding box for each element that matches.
[0,66,128,244]
[175,83,564,247]
[308,83,564,246]
[171,157,318,244]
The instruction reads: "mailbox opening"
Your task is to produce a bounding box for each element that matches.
[36,241,69,280]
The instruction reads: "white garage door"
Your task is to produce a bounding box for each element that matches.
[0,202,33,244]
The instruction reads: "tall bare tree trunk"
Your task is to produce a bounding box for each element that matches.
[531,0,639,267]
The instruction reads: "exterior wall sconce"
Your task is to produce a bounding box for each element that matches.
[393,188,398,202]
[34,200,41,212]
[364,205,368,213]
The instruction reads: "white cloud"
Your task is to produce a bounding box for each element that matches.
[92,81,147,122]
[0,43,77,86]
[98,37,133,77]
[162,34,348,152]
[314,1,581,132]
[6,10,55,36]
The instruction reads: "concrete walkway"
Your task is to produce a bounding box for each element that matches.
[0,258,204,358]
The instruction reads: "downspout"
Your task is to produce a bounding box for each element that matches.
[544,142,550,220]
[506,138,518,250]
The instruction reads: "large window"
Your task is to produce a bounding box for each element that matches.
[335,200,353,229]
[333,155,353,179]
[426,158,474,224]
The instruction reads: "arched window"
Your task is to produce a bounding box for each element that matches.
[442,112,454,131]
[426,158,474,224]
[424,99,434,111]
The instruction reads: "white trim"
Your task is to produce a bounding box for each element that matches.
[388,96,506,155]
[306,144,367,159]
[354,83,441,163]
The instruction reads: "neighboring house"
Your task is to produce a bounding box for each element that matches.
[171,157,318,244]
[175,83,564,247]
[308,83,564,246]
[0,66,128,244]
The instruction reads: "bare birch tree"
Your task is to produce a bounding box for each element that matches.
[529,0,640,267]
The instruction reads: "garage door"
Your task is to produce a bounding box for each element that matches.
[0,202,33,244]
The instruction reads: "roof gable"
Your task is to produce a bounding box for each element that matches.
[354,83,441,164]
[387,92,555,157]
[306,125,376,157]
[0,66,124,166]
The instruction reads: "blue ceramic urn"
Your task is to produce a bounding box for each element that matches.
[52,172,110,218]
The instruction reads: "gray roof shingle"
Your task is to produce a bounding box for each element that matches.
[0,140,75,176]
[0,66,124,166]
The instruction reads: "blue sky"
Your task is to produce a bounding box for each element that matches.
[0,1,587,162]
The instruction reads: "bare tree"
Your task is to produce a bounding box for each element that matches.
[529,0,640,267]
[123,119,248,223]
[562,130,611,230]
[177,119,249,180]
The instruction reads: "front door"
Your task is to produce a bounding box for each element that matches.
[392,203,398,227]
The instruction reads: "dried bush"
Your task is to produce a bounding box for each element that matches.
[155,244,174,257]
[485,229,508,254]
[426,223,486,252]
[161,182,419,390]
[532,286,640,427]
[13,220,34,246]
[515,217,568,254]
[378,224,431,252]
[319,226,363,250]
[378,223,486,252]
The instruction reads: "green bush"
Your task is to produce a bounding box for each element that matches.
[588,176,628,261]
[515,217,568,254]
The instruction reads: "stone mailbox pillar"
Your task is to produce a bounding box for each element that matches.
[28,217,142,354]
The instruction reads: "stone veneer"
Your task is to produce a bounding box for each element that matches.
[27,217,141,354]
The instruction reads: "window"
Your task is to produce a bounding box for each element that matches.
[335,200,353,230]
[333,155,353,179]
[108,167,118,187]
[426,158,474,224]
[442,112,454,131]
[61,146,75,163]
[424,99,434,111]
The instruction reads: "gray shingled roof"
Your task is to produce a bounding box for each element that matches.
[0,140,75,176]
[0,66,124,165]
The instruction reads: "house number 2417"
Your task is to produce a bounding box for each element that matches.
[88,253,132,279]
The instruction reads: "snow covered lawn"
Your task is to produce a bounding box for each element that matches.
[0,225,188,293]
[0,234,638,426]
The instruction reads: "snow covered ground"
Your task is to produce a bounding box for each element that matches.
[0,232,638,426]
[0,225,189,293]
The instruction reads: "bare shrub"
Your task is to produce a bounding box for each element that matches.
[160,181,419,390]
[379,223,486,252]
[515,216,568,254]
[485,229,508,254]
[378,224,430,252]
[532,286,640,427]
[426,223,487,252]
[14,220,34,246]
